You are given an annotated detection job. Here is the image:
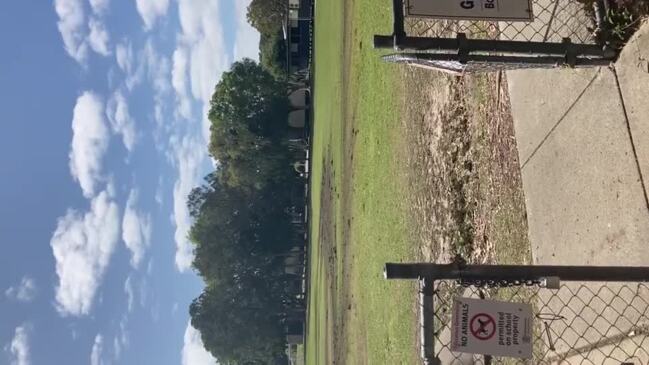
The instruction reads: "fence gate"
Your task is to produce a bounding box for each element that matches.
[385,262,649,364]
[373,0,617,72]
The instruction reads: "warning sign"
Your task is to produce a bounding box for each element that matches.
[451,298,533,358]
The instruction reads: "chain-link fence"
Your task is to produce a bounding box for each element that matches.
[428,280,649,364]
[386,263,649,364]
[373,0,616,71]
[403,0,601,43]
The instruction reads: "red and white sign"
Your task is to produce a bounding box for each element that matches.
[451,298,533,358]
[470,313,496,340]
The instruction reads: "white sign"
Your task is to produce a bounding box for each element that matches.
[405,0,534,21]
[451,298,533,358]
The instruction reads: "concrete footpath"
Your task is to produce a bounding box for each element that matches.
[507,23,649,267]
[506,21,649,363]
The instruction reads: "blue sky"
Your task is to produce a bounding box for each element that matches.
[0,1,259,364]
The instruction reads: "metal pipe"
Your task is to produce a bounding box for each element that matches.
[419,278,435,363]
[376,35,611,57]
[374,35,396,49]
[392,0,406,38]
[383,52,613,67]
[385,263,649,282]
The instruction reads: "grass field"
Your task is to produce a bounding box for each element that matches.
[305,0,532,363]
[305,0,419,363]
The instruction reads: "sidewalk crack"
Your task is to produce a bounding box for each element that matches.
[611,65,649,215]
[521,69,600,170]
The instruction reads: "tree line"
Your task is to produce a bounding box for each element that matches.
[187,24,308,363]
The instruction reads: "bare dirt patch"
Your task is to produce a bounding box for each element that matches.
[402,68,531,265]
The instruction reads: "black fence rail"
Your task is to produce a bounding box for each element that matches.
[385,262,649,364]
[374,0,616,72]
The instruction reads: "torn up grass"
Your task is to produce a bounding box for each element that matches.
[402,68,531,266]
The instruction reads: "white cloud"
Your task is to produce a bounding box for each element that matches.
[5,277,37,303]
[155,177,164,206]
[118,315,130,349]
[106,90,137,152]
[112,337,121,360]
[7,325,30,365]
[113,316,129,360]
[176,0,230,134]
[121,189,152,267]
[50,190,120,316]
[90,334,104,365]
[140,40,171,126]
[88,18,111,56]
[115,42,133,74]
[115,40,145,90]
[55,0,88,63]
[89,0,109,15]
[138,276,148,308]
[170,135,206,271]
[233,0,260,61]
[145,41,171,91]
[123,276,134,312]
[171,48,192,120]
[146,259,154,275]
[69,92,110,198]
[171,48,188,96]
[54,0,112,64]
[181,322,218,365]
[136,0,170,30]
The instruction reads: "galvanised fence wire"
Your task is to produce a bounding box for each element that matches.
[374,0,616,72]
[428,280,649,364]
[403,0,601,43]
[386,262,649,364]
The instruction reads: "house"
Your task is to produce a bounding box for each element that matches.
[284,0,312,74]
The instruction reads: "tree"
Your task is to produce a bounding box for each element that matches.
[190,285,286,364]
[209,59,287,140]
[187,58,306,365]
[208,59,290,191]
[247,0,287,35]
[259,32,287,80]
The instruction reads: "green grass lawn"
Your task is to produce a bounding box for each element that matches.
[304,0,342,362]
[305,0,420,363]
[305,0,532,362]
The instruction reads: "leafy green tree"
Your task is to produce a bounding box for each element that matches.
[187,58,306,364]
[208,59,290,191]
[190,284,286,364]
[247,0,287,35]
[259,32,287,80]
[209,59,287,140]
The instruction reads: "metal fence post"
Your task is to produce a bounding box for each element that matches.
[385,263,649,282]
